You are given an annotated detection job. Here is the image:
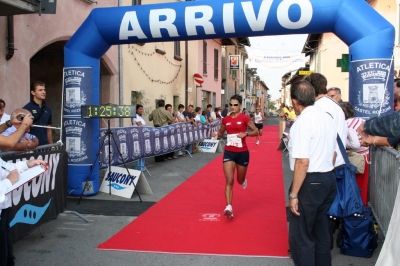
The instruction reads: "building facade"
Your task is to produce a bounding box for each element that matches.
[0,0,119,140]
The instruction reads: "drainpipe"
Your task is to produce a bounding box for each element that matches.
[185,40,188,108]
[118,0,123,126]
[6,16,14,61]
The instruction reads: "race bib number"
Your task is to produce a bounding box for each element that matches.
[227,134,242,148]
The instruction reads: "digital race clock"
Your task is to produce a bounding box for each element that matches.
[81,105,136,118]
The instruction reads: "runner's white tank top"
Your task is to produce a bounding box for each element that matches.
[255,112,262,124]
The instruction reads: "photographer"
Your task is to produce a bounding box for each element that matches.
[0,110,34,149]
[0,109,38,152]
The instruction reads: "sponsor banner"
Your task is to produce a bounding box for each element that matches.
[63,67,92,116]
[198,139,220,153]
[99,120,221,168]
[350,59,394,119]
[99,166,152,198]
[248,54,306,65]
[63,117,92,165]
[2,151,67,243]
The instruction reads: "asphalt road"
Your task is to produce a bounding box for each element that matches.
[13,116,381,266]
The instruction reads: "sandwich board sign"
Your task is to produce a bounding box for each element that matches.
[99,166,152,199]
[198,139,220,153]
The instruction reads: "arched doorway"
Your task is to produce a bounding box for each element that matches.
[30,41,115,142]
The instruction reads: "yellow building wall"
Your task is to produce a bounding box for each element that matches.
[120,0,198,126]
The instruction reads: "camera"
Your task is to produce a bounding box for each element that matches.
[18,115,25,121]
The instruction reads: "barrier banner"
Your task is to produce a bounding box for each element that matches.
[350,59,394,119]
[99,120,221,168]
[2,151,68,243]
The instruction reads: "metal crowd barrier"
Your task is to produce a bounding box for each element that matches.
[369,146,400,237]
[0,141,64,157]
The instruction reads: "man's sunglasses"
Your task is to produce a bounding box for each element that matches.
[229,103,239,106]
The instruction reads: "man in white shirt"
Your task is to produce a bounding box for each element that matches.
[304,73,348,168]
[304,73,348,249]
[288,80,337,266]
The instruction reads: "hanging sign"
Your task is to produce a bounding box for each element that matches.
[230,55,240,70]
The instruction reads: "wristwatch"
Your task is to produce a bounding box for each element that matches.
[289,193,298,199]
[5,120,12,127]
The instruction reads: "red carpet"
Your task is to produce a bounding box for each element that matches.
[98,126,289,257]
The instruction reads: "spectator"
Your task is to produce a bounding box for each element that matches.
[211,107,217,120]
[165,104,178,124]
[132,104,146,126]
[287,106,297,120]
[394,79,400,110]
[359,111,400,139]
[148,100,175,127]
[214,107,221,120]
[206,104,213,122]
[221,103,229,117]
[194,107,202,123]
[327,87,343,103]
[287,80,337,266]
[149,100,175,162]
[0,99,10,125]
[200,111,208,124]
[0,109,39,152]
[304,73,348,169]
[279,103,289,120]
[304,73,348,249]
[23,81,53,146]
[218,107,223,119]
[395,96,400,112]
[0,110,34,148]
[132,104,147,171]
[358,110,400,149]
[182,104,196,155]
[242,108,248,116]
[0,156,46,265]
[175,104,186,157]
[165,104,178,160]
[175,104,186,123]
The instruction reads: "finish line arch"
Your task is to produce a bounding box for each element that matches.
[63,0,394,196]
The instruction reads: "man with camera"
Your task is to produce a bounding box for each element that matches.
[0,110,34,149]
[0,109,38,152]
[0,108,44,265]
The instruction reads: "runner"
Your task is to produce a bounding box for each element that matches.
[212,94,259,218]
[254,107,265,145]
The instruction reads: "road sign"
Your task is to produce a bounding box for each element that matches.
[193,73,204,84]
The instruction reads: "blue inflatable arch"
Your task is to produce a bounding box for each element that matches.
[64,0,394,195]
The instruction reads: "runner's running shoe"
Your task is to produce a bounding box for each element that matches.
[256,140,260,145]
[224,205,234,219]
[241,179,247,189]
